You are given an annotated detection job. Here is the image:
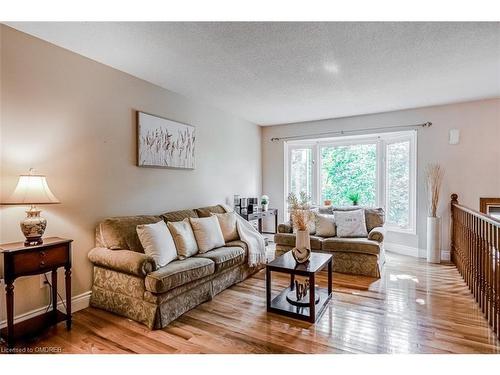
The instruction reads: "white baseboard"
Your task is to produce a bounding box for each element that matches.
[0,290,91,329]
[386,242,451,261]
[441,250,451,261]
[385,242,419,257]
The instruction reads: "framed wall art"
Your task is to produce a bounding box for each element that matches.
[137,111,196,169]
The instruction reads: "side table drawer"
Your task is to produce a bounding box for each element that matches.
[11,245,68,277]
[247,213,260,221]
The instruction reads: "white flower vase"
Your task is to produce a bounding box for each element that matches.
[262,203,269,211]
[426,217,441,263]
[292,230,311,263]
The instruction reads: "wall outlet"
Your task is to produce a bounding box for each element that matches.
[40,273,51,289]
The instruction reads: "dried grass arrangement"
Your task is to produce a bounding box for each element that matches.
[426,163,444,217]
[287,192,314,231]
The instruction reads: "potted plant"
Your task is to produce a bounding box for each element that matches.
[261,195,269,211]
[426,163,444,263]
[287,192,313,263]
[348,192,360,206]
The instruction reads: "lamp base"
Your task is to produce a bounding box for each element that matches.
[20,205,47,247]
[24,237,44,246]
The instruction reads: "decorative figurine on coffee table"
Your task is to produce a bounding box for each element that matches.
[292,245,311,263]
[287,191,313,264]
[286,279,320,306]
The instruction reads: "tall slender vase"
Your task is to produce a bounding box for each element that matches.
[426,217,441,263]
[293,230,311,263]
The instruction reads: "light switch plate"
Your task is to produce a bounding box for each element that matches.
[449,128,460,145]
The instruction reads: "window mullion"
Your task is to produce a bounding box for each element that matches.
[314,143,320,206]
[378,139,386,210]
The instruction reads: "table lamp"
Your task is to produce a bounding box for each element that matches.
[2,168,60,246]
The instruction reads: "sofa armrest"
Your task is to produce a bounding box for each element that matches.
[88,247,156,277]
[278,222,293,233]
[368,226,386,243]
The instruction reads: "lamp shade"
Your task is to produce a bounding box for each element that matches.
[2,172,60,205]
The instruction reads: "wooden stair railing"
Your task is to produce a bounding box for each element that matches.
[451,194,500,338]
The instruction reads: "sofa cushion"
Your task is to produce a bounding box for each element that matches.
[274,233,322,250]
[96,215,163,252]
[161,209,199,223]
[317,206,385,232]
[225,240,248,254]
[335,209,368,237]
[195,205,226,218]
[136,220,178,267]
[167,218,199,259]
[314,213,336,237]
[212,212,239,242]
[189,216,225,253]
[145,257,215,294]
[196,246,245,272]
[321,237,381,255]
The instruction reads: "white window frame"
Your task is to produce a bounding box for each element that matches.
[284,130,417,234]
[383,132,417,233]
[285,141,318,204]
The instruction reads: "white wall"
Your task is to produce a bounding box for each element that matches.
[0,25,261,319]
[262,99,500,255]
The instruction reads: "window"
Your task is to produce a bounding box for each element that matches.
[321,142,377,206]
[288,146,314,201]
[285,131,416,233]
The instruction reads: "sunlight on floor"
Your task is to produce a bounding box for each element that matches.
[389,274,419,283]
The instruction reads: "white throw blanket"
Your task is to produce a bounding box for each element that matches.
[222,204,267,267]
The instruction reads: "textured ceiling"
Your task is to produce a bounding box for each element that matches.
[6,22,500,125]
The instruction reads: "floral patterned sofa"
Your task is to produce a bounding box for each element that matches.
[87,205,262,329]
[274,206,386,278]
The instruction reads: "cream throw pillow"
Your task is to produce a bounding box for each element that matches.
[136,221,177,268]
[189,216,225,253]
[335,209,368,238]
[167,218,199,259]
[212,212,239,242]
[314,213,336,237]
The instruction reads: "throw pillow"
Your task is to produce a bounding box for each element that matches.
[167,218,199,259]
[212,212,239,242]
[136,221,178,268]
[314,213,336,237]
[335,209,368,238]
[189,216,225,253]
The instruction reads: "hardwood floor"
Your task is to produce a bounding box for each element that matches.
[3,252,500,354]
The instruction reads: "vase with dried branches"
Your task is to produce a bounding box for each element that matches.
[287,192,314,263]
[425,163,444,263]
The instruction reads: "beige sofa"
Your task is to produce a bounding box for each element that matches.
[88,205,261,329]
[275,206,386,277]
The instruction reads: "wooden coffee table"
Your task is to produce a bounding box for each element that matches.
[266,251,333,323]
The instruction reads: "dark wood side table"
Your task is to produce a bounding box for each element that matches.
[237,208,278,234]
[0,237,72,348]
[266,251,333,323]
